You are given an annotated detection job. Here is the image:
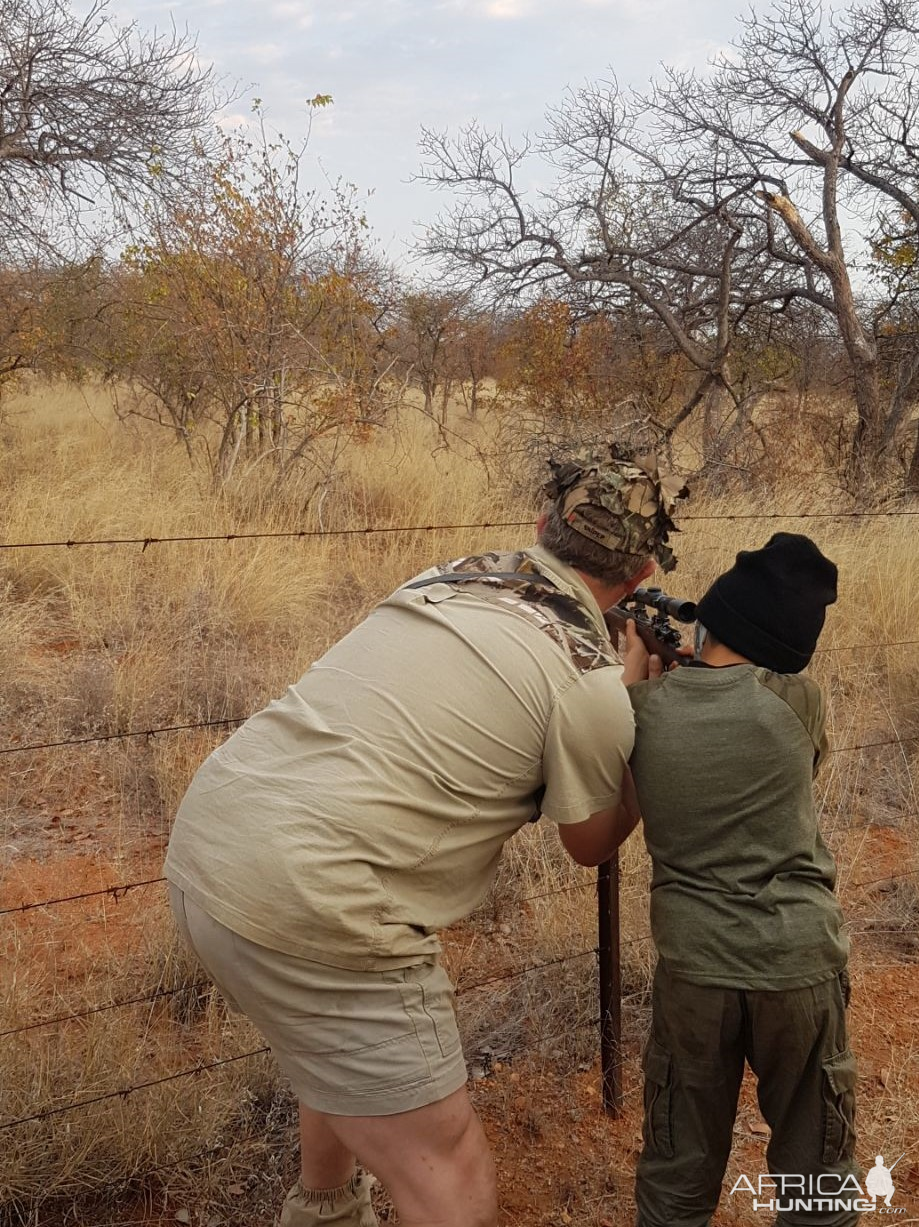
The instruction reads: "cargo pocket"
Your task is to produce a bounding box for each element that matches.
[642,1039,674,1159]
[822,1048,857,1166]
[390,963,462,1060]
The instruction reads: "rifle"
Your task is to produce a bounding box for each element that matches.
[604,586,697,668]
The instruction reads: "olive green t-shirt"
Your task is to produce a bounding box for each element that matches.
[628,664,848,990]
[165,547,634,971]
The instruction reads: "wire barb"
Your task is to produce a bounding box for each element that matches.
[0,877,166,916]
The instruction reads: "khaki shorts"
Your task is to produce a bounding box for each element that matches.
[168,884,468,1116]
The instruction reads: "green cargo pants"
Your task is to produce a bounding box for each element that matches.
[636,960,858,1227]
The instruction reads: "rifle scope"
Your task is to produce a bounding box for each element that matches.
[633,587,697,624]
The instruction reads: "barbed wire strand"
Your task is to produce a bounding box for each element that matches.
[1,874,594,918]
[0,717,243,757]
[0,1048,271,1132]
[6,788,918,919]
[0,877,166,916]
[0,981,213,1039]
[0,521,534,552]
[14,907,910,1048]
[515,880,595,905]
[0,640,915,759]
[2,901,908,1041]
[474,1016,602,1059]
[852,866,919,892]
[815,639,919,654]
[850,927,919,936]
[679,509,919,522]
[7,711,917,765]
[454,948,597,996]
[2,942,606,1038]
[1,507,918,555]
[2,874,610,923]
[829,733,919,753]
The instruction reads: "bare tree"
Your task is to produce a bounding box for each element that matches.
[649,0,919,483]
[0,0,219,258]
[418,84,805,470]
[419,0,919,490]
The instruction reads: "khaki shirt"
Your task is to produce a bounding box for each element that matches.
[165,546,634,970]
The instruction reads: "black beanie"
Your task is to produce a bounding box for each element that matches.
[695,533,838,673]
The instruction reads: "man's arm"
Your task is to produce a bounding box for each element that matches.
[539,670,634,836]
[553,622,657,865]
[557,767,641,866]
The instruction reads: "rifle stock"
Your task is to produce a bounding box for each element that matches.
[603,605,689,668]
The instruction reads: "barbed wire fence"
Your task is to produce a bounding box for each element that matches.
[0,510,917,1220]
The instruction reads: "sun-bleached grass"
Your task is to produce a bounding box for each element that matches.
[0,379,917,1222]
[0,895,280,1224]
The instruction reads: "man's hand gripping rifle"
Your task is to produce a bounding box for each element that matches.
[604,587,697,668]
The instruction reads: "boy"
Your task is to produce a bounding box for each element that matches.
[627,533,857,1227]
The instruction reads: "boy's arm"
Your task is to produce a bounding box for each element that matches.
[756,672,829,776]
[812,687,830,776]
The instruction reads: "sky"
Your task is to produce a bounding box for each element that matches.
[98,0,746,264]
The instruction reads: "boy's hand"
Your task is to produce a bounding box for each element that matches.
[622,619,663,685]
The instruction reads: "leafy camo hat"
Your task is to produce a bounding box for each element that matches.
[542,445,689,572]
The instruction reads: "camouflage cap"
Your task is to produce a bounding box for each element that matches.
[543,445,689,572]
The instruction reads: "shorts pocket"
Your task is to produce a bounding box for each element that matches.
[642,1039,674,1160]
[822,1048,857,1165]
[395,963,462,1059]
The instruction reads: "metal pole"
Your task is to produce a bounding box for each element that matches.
[597,853,622,1116]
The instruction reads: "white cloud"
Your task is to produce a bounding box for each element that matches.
[483,0,531,16]
[435,0,539,17]
[271,1,315,25]
[216,111,251,132]
[251,42,287,64]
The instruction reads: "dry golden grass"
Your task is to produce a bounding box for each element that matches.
[0,379,917,1224]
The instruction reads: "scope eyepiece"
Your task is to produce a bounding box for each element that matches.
[633,586,697,624]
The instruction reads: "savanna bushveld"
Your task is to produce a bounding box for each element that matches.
[1,0,918,1224]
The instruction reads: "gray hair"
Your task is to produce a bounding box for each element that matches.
[538,505,648,586]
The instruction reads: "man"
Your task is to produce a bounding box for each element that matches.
[627,534,856,1227]
[165,448,686,1227]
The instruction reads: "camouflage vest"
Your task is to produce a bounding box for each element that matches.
[405,550,620,676]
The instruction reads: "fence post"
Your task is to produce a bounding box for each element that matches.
[597,853,622,1116]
